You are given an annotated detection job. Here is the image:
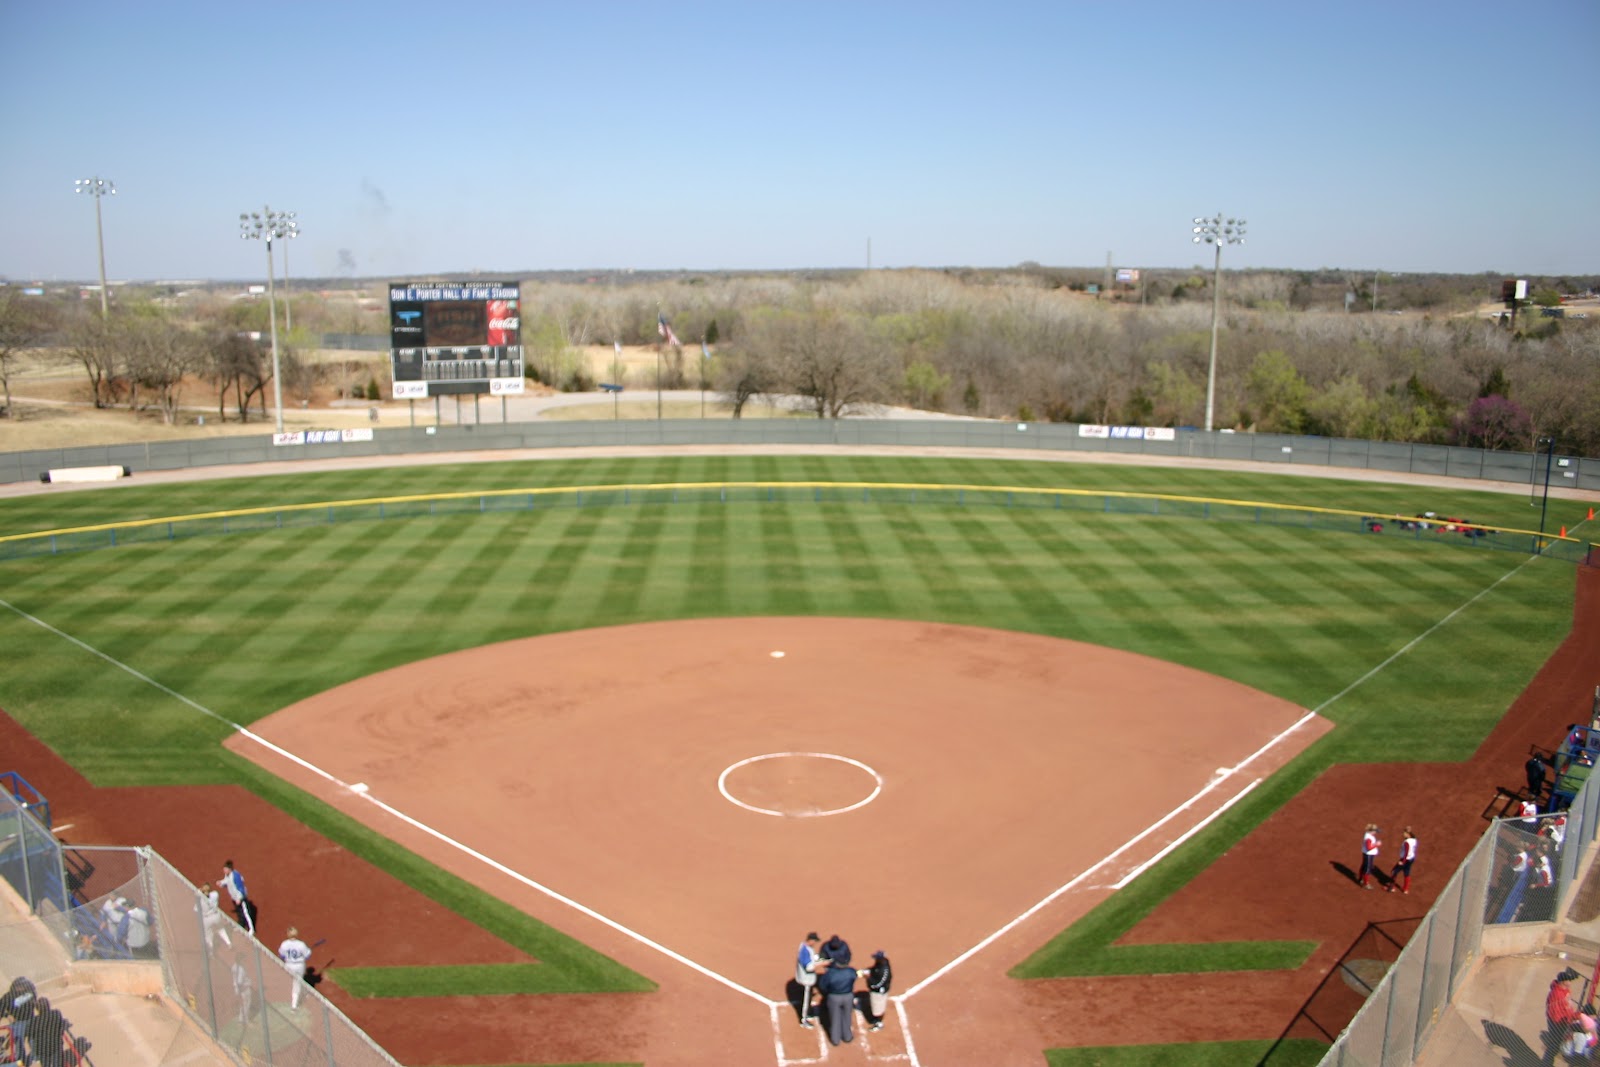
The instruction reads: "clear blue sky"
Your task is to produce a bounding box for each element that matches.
[2,1,1596,283]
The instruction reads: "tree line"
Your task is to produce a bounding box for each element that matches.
[523,268,1599,455]
[2,266,1596,456]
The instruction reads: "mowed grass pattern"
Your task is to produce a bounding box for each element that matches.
[0,454,1583,998]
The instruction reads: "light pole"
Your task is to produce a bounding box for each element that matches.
[1192,213,1246,433]
[74,177,115,317]
[239,207,298,433]
[281,225,299,332]
[1538,435,1556,550]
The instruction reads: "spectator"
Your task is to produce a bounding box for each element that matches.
[24,996,66,1067]
[2,976,37,1065]
[1548,968,1598,1056]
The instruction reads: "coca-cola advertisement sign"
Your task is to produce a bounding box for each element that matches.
[486,299,520,345]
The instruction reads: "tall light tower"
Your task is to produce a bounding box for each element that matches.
[1192,213,1246,433]
[281,224,299,331]
[74,177,116,317]
[240,207,299,433]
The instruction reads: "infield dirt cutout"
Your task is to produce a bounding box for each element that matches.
[229,616,1328,1065]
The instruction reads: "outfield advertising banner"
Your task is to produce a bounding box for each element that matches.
[1078,424,1177,441]
[388,282,524,398]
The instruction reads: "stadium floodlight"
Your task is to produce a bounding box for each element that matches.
[279,215,300,332]
[74,177,116,317]
[1191,213,1247,433]
[240,207,299,434]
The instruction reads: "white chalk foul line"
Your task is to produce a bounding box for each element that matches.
[901,709,1314,999]
[0,596,774,1009]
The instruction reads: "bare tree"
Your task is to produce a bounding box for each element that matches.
[124,314,206,424]
[763,310,896,418]
[0,290,55,417]
[711,341,775,418]
[205,327,274,422]
[62,309,121,408]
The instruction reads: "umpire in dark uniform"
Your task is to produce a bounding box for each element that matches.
[814,943,859,1046]
[1527,753,1547,800]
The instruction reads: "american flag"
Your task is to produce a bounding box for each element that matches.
[657,312,680,348]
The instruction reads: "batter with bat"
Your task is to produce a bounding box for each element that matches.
[277,927,314,1010]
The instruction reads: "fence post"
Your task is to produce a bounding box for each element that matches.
[1410,912,1436,1059]
[195,885,219,1040]
[13,804,35,910]
[256,950,275,1066]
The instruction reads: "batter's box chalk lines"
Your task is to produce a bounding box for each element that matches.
[902,710,1316,1000]
[768,1000,916,1066]
[2,598,777,1011]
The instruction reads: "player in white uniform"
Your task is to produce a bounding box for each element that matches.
[199,882,233,950]
[277,927,312,1010]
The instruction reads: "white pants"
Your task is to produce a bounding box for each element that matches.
[204,916,232,950]
[286,964,306,1008]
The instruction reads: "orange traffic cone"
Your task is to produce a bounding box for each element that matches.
[1589,507,1595,520]
[1560,526,1567,538]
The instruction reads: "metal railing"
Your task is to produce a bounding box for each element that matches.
[0,788,398,1067]
[1320,757,1600,1064]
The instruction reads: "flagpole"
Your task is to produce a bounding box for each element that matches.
[700,339,706,418]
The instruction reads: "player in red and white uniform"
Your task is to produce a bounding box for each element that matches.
[1386,828,1418,894]
[1520,798,1539,828]
[1359,824,1382,889]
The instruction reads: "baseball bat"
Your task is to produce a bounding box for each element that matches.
[312,938,327,948]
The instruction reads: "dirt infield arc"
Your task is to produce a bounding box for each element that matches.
[226,616,1326,1065]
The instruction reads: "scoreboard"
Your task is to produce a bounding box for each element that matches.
[388,282,525,398]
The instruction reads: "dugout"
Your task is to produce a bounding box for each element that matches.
[0,771,70,914]
[1550,726,1600,811]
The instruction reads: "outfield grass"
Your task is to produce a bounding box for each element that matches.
[0,455,1585,1000]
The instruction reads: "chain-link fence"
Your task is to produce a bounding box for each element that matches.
[3,416,1599,491]
[0,786,398,1067]
[1320,752,1600,1065]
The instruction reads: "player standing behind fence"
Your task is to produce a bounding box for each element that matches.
[229,953,254,1026]
[198,882,232,950]
[1386,828,1418,894]
[220,861,255,937]
[278,927,312,1011]
[1358,824,1381,889]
